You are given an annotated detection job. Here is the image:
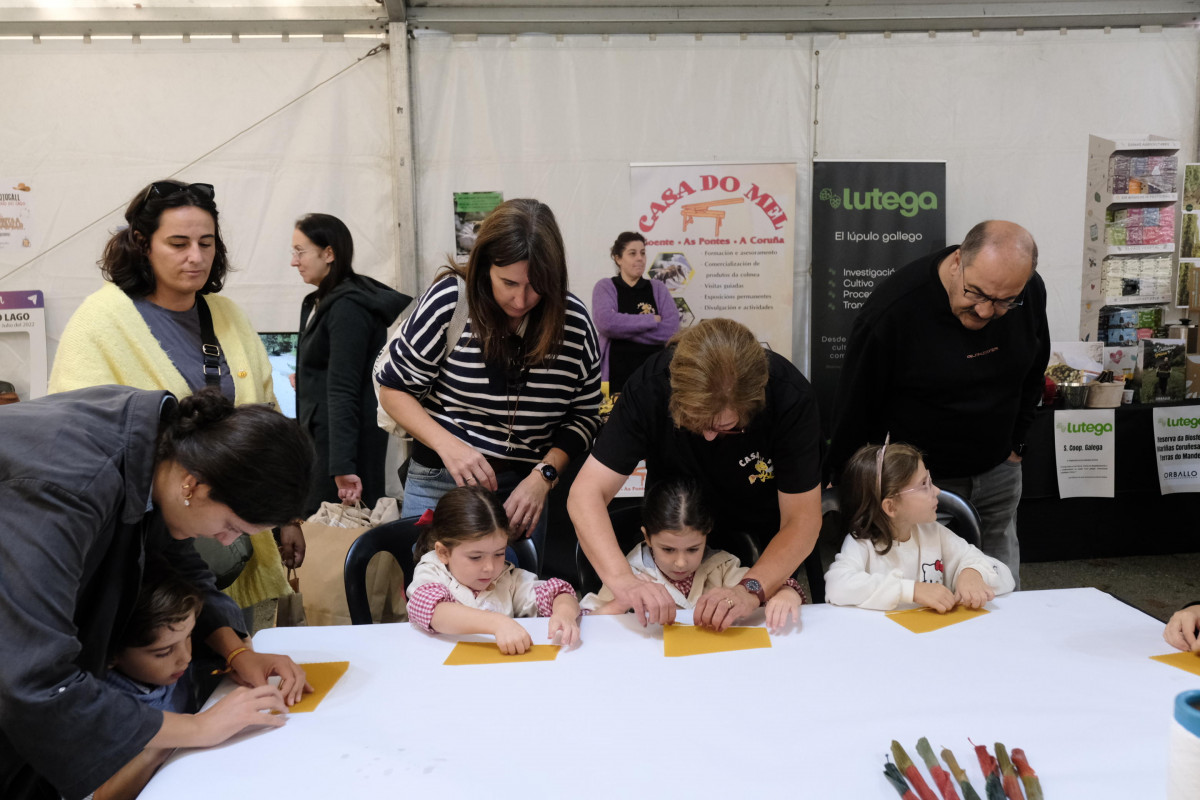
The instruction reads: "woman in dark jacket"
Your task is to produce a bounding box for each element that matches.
[290,213,410,513]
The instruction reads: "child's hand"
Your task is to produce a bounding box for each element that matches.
[493,616,533,655]
[953,568,995,609]
[548,614,581,647]
[228,650,311,706]
[1165,606,1200,652]
[913,582,956,613]
[764,587,802,633]
[193,685,287,747]
[548,593,582,646]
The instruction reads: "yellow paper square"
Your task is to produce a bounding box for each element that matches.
[443,642,560,666]
[885,605,989,633]
[288,661,349,713]
[662,625,771,657]
[1151,651,1200,677]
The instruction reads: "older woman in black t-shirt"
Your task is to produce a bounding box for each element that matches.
[591,232,680,400]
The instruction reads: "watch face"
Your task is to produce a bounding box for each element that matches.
[540,464,558,481]
[743,579,762,593]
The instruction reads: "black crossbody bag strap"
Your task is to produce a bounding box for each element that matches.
[195,295,223,387]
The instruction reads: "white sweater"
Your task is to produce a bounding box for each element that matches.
[824,522,1015,611]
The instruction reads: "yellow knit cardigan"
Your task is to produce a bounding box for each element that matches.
[49,282,291,609]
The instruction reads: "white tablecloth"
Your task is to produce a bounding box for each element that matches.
[141,588,1195,798]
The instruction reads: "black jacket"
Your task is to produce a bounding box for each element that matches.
[297,275,410,512]
[0,387,243,800]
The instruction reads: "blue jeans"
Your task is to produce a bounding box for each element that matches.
[934,459,1023,589]
[401,458,547,572]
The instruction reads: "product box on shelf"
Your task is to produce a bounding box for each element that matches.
[1103,345,1140,378]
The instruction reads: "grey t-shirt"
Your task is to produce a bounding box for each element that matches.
[132,296,236,400]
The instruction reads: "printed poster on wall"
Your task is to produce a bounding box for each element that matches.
[630,161,796,357]
[0,180,33,251]
[0,289,47,400]
[1052,409,1116,498]
[809,160,945,436]
[1152,406,1200,494]
[453,191,503,262]
[1180,163,1200,307]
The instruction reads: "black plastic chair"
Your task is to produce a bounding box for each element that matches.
[934,489,983,548]
[574,503,763,598]
[344,516,540,625]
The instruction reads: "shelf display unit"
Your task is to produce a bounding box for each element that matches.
[1080,134,1179,342]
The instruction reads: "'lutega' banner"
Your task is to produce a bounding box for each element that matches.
[809,160,945,435]
[1053,409,1116,498]
[630,162,796,357]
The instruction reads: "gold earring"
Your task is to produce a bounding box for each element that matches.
[182,484,193,507]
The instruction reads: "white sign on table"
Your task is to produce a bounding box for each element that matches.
[1053,409,1115,498]
[1152,406,1200,493]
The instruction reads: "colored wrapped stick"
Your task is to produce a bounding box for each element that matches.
[884,761,921,799]
[891,740,939,800]
[1010,749,1044,800]
[994,744,1025,800]
[915,737,961,800]
[940,748,983,800]
[970,740,1006,800]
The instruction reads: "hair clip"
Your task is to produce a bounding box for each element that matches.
[415,508,435,526]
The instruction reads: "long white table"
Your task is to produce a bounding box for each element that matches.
[141,589,1195,798]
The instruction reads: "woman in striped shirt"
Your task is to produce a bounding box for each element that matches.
[376,199,601,565]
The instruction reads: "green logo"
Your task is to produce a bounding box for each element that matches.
[819,187,938,218]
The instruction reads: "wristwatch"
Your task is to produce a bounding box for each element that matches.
[534,462,559,488]
[737,577,766,607]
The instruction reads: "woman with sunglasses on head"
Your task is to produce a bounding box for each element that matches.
[375,199,601,564]
[49,180,299,627]
[288,213,410,515]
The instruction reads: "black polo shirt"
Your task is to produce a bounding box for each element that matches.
[590,347,822,538]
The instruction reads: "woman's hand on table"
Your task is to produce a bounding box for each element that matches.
[334,474,362,504]
[229,650,312,706]
[610,573,676,627]
[439,438,498,491]
[1165,606,1200,652]
[492,616,534,655]
[953,569,995,609]
[765,586,803,634]
[192,685,289,746]
[913,582,956,613]
[694,585,759,632]
[278,522,305,569]
[503,471,550,538]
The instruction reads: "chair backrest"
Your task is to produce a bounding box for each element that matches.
[935,489,982,548]
[344,516,543,625]
[344,516,423,625]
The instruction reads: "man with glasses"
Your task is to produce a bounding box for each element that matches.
[826,220,1049,586]
[569,318,823,630]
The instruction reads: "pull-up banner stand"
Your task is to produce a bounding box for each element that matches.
[810,160,946,436]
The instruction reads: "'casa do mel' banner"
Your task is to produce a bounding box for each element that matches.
[630,162,796,358]
[810,160,945,436]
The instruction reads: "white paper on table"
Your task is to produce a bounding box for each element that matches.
[1053,409,1115,498]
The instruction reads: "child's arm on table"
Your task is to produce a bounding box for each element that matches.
[951,568,994,609]
[95,686,286,800]
[765,585,803,633]
[431,603,534,655]
[547,593,581,646]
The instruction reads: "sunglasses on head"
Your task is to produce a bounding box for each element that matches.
[145,181,215,204]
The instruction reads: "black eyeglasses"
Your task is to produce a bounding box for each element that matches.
[145,181,215,204]
[960,264,1024,311]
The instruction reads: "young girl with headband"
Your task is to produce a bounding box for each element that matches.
[825,439,1014,611]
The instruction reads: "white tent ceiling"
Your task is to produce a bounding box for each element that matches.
[1,1,1197,36]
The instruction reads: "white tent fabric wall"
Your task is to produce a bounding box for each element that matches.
[812,26,1199,343]
[409,32,816,364]
[0,36,395,359]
